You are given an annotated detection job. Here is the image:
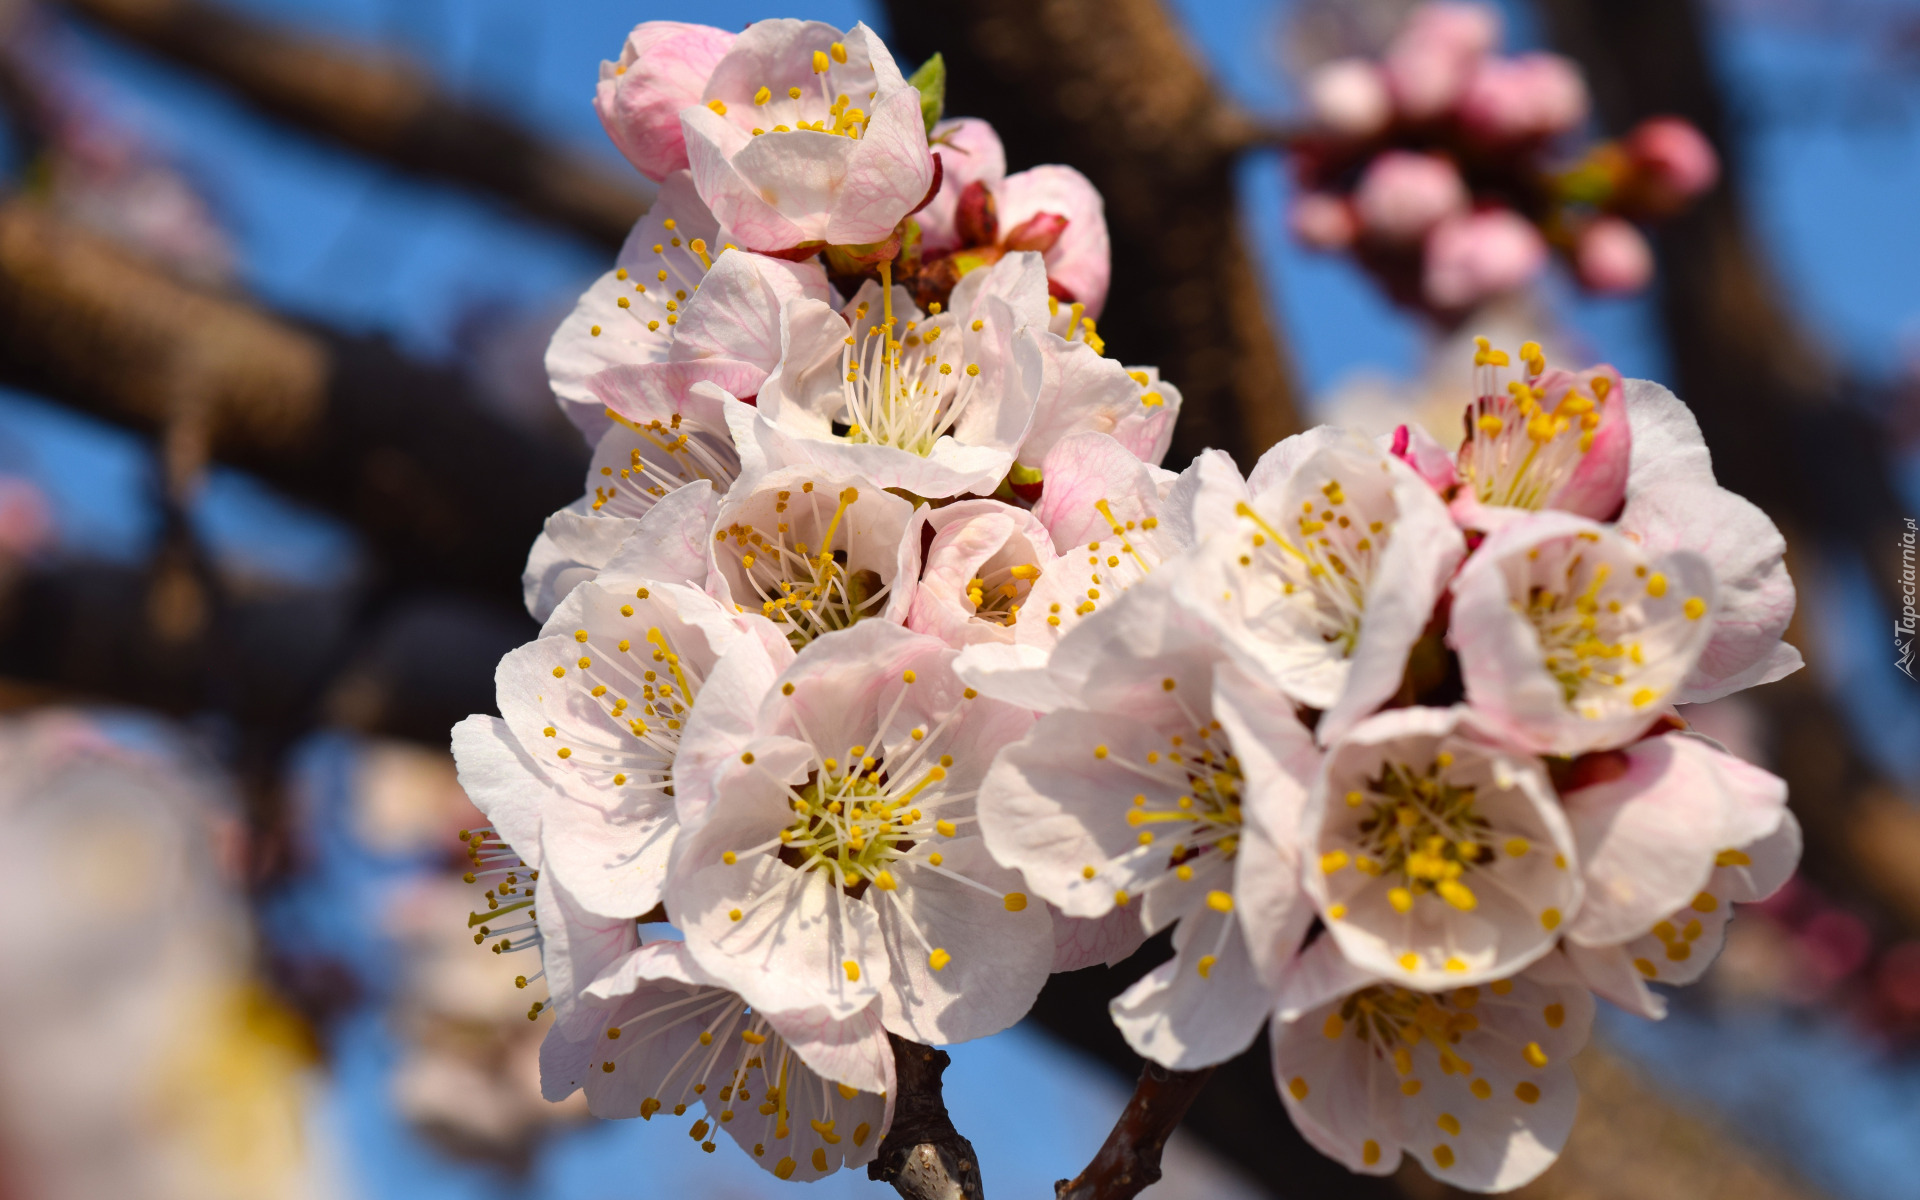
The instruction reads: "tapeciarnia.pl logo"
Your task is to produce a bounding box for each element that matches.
[1899,517,1917,680]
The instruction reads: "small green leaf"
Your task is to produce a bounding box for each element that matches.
[908,52,946,135]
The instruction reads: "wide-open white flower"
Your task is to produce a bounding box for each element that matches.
[1449,510,1715,756]
[1558,731,1798,1017]
[905,499,1059,647]
[1272,938,1593,1192]
[977,579,1319,1067]
[669,620,1050,1044]
[736,269,1043,499]
[705,466,916,648]
[541,939,894,1182]
[1173,426,1464,744]
[455,576,766,923]
[1304,707,1582,990]
[1615,379,1801,701]
[681,21,935,251]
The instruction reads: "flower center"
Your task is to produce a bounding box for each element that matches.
[590,223,713,344]
[717,485,890,648]
[1045,295,1106,354]
[1329,985,1483,1078]
[545,615,703,779]
[1348,756,1491,914]
[727,45,875,140]
[838,277,982,457]
[592,409,741,518]
[1518,536,1707,717]
[1232,479,1383,655]
[966,560,1039,626]
[1457,338,1611,510]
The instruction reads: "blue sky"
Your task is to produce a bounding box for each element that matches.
[6,1,1920,1196]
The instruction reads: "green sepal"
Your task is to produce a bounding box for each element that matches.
[908,52,946,135]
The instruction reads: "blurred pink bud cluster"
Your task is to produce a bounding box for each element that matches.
[1732,873,1920,1044]
[1287,2,1718,315]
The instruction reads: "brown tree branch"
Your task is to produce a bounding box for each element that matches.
[1055,1062,1215,1200]
[0,198,584,603]
[868,1036,985,1200]
[883,0,1303,470]
[48,0,648,247]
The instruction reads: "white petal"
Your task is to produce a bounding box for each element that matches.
[1111,909,1274,1069]
[450,714,546,870]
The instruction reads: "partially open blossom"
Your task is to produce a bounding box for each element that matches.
[1291,192,1359,251]
[905,499,1059,647]
[596,22,737,180]
[669,621,1050,1044]
[1452,342,1629,524]
[914,119,1111,318]
[1272,938,1592,1191]
[1449,511,1716,756]
[1423,209,1548,310]
[1573,217,1654,294]
[541,938,894,1181]
[978,580,1319,1067]
[1304,58,1393,139]
[1172,427,1464,744]
[1303,707,1582,989]
[680,21,935,252]
[1457,53,1588,143]
[704,467,917,650]
[1354,152,1469,244]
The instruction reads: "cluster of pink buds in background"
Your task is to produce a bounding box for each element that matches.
[1288,2,1720,315]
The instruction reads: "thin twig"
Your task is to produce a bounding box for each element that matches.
[869,1035,984,1200]
[1055,1061,1216,1200]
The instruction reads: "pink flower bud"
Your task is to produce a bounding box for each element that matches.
[1384,3,1502,119]
[1303,58,1392,139]
[594,22,736,181]
[0,476,51,558]
[1574,216,1654,294]
[1628,116,1720,201]
[1459,53,1589,142]
[1289,191,1358,250]
[1002,211,1069,254]
[1423,208,1547,309]
[1353,151,1468,243]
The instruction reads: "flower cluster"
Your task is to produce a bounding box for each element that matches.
[454,16,1801,1194]
[1289,2,1720,311]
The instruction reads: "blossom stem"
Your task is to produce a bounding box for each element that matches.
[1054,1061,1217,1200]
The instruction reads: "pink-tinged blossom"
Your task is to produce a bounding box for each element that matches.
[1560,732,1797,1017]
[1573,217,1654,295]
[905,499,1059,648]
[1615,379,1802,701]
[454,577,764,922]
[669,621,1050,1044]
[704,467,917,650]
[1353,152,1469,244]
[1271,938,1592,1191]
[977,579,1319,1067]
[1457,53,1588,143]
[1171,427,1464,745]
[1382,3,1502,120]
[1452,344,1629,524]
[1304,59,1393,139]
[1303,707,1583,989]
[915,120,1112,318]
[545,173,831,437]
[1449,511,1716,756]
[680,21,935,252]
[1423,209,1548,310]
[541,938,894,1182]
[1626,117,1720,212]
[596,22,737,181]
[1291,192,1359,251]
[735,261,1044,499]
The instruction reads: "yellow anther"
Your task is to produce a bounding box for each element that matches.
[1522,1042,1548,1068]
[1206,890,1234,913]
[842,960,860,981]
[1389,887,1414,914]
[1004,892,1028,912]
[1196,955,1217,978]
[928,948,952,971]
